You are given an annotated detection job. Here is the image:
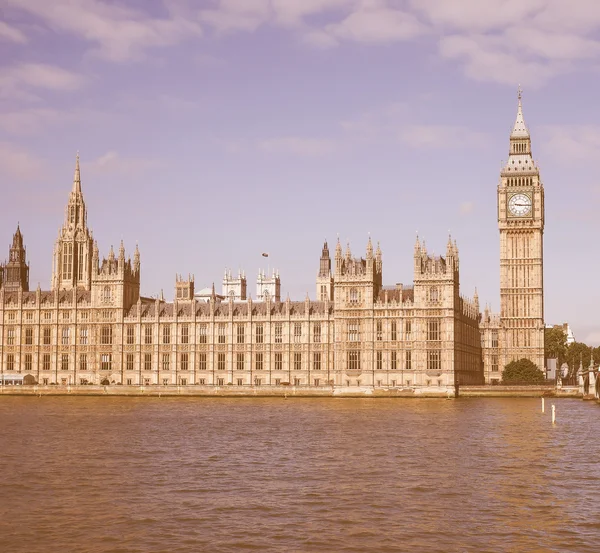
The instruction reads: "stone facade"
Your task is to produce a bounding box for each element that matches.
[0,92,546,390]
[0,158,483,391]
[481,89,546,382]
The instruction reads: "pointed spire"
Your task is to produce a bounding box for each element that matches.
[366,235,373,258]
[119,239,125,260]
[73,151,81,193]
[414,234,421,254]
[335,237,342,257]
[133,242,140,271]
[446,234,453,257]
[345,241,351,260]
[12,223,23,249]
[511,85,529,138]
[375,241,382,260]
[108,244,115,261]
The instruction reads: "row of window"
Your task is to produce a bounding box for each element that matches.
[350,350,441,371]
[4,351,442,372]
[3,320,449,346]
[33,376,435,387]
[3,323,324,346]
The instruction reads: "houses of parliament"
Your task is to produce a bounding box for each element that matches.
[0,93,545,392]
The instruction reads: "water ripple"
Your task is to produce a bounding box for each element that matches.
[0,397,599,552]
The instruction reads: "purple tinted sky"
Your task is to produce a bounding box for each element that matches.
[1,1,600,343]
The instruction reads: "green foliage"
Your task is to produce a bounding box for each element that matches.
[564,342,592,379]
[502,358,545,384]
[593,346,600,366]
[544,327,567,365]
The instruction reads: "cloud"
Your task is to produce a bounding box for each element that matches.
[398,124,489,149]
[341,102,410,138]
[409,0,544,33]
[439,34,565,87]
[199,0,271,33]
[0,142,46,181]
[257,136,337,156]
[7,0,600,86]
[271,0,353,27]
[6,0,202,62]
[460,202,475,215]
[324,6,427,44]
[84,151,161,177]
[0,62,86,101]
[539,125,600,162]
[0,107,63,135]
[195,0,354,33]
[0,106,109,136]
[0,20,28,43]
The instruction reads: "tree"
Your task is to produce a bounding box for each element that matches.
[545,327,567,366]
[564,342,592,381]
[593,346,600,366]
[502,358,545,384]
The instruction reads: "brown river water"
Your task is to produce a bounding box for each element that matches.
[0,397,599,553]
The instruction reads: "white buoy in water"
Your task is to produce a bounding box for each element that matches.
[542,397,545,413]
[552,404,556,424]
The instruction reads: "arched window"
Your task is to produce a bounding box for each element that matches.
[103,286,112,303]
[430,287,439,302]
[349,288,358,302]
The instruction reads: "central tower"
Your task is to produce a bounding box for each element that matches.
[498,88,545,370]
[51,154,94,291]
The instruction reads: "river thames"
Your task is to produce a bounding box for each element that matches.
[0,397,599,552]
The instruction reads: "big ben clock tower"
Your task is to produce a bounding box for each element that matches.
[498,88,545,371]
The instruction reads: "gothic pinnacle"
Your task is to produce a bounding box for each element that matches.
[511,85,529,139]
[73,151,81,193]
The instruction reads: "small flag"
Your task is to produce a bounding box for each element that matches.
[262,252,269,257]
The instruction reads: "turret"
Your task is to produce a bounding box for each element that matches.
[222,268,247,300]
[256,268,280,302]
[318,241,331,277]
[1,224,30,291]
[316,240,334,301]
[175,273,194,300]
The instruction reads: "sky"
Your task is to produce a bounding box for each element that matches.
[1,0,600,344]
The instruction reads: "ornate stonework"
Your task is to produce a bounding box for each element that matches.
[1,92,546,389]
[481,89,546,382]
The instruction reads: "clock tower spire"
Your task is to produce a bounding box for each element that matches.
[498,88,545,372]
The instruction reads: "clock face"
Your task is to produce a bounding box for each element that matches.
[508,193,532,217]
